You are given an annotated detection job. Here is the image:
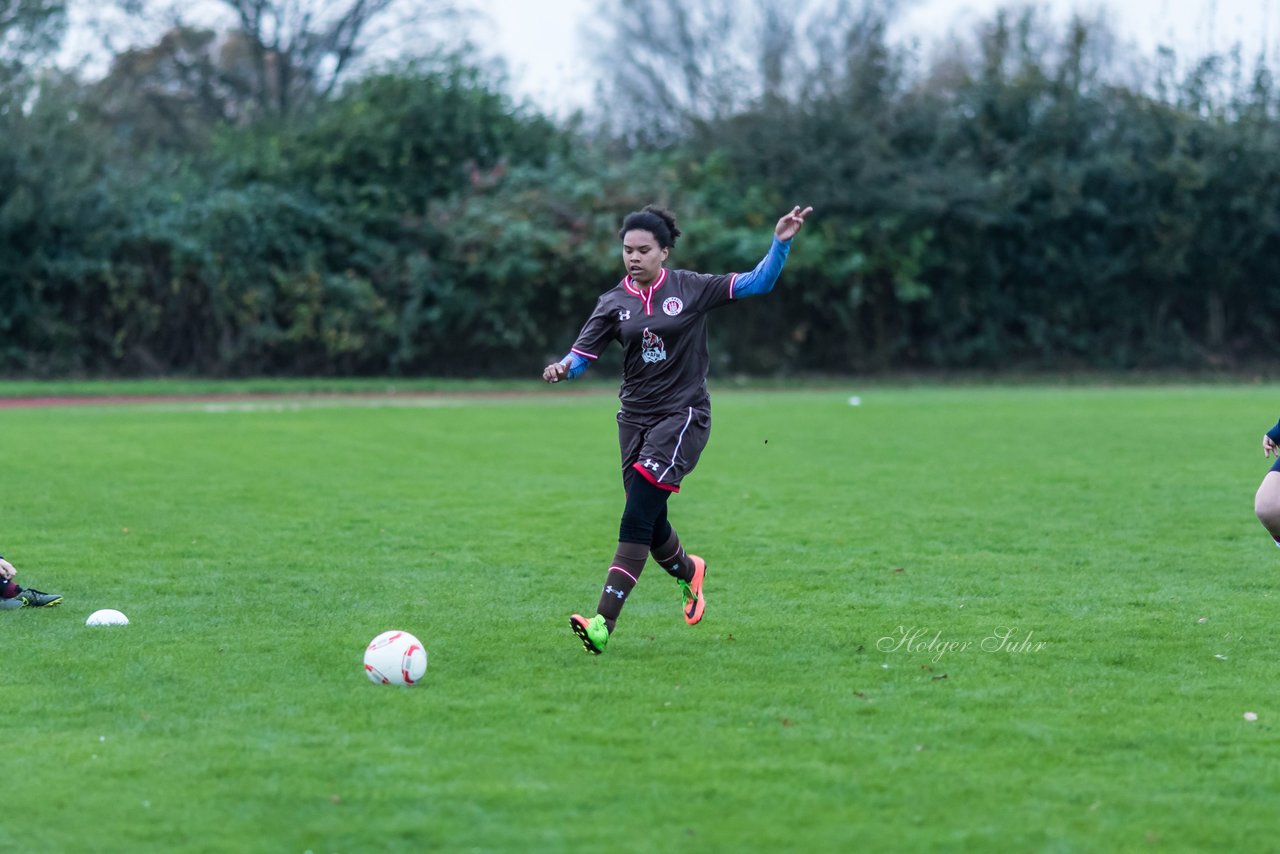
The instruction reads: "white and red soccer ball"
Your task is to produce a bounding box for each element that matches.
[363,630,428,686]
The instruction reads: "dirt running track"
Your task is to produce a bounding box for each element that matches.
[0,389,589,409]
[0,395,256,409]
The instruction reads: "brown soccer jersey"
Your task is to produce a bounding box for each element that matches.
[569,268,738,414]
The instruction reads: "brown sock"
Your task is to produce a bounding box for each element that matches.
[652,529,694,582]
[596,542,649,631]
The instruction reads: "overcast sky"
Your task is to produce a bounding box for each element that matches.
[59,0,1280,115]
[477,0,1278,114]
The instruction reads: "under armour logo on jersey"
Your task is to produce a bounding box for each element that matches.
[618,309,631,321]
[604,585,626,599]
[641,459,660,471]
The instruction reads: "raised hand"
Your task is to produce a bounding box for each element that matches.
[774,206,814,241]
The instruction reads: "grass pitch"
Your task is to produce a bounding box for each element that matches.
[2,382,1277,852]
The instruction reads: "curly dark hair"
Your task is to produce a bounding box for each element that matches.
[618,205,681,248]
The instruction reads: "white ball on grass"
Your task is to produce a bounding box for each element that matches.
[86,609,129,626]
[363,630,428,686]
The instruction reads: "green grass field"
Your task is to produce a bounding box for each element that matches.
[3,382,1278,852]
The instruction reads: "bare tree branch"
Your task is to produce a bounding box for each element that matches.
[585,0,908,140]
[93,0,454,121]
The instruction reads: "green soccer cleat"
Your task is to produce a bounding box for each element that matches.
[570,613,609,655]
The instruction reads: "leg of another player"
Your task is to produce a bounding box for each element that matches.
[0,556,63,609]
[1255,471,1280,546]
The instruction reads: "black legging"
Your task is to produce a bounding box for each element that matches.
[618,475,673,548]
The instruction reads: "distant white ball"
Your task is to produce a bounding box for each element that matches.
[363,630,428,686]
[86,609,129,626]
[848,395,862,406]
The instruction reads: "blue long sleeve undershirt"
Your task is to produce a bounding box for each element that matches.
[558,236,792,379]
[560,351,590,379]
[732,235,791,297]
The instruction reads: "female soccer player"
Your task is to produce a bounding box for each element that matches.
[542,203,812,654]
[1255,419,1280,545]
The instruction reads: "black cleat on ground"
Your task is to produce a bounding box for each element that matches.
[17,588,63,607]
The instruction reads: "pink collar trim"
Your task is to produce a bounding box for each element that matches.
[624,268,667,315]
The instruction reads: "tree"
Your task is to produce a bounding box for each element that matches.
[583,0,903,142]
[93,26,262,149]
[0,0,66,98]
[94,0,452,125]
[216,0,398,117]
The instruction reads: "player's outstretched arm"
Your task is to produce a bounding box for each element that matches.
[774,206,813,241]
[732,206,815,299]
[0,557,15,581]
